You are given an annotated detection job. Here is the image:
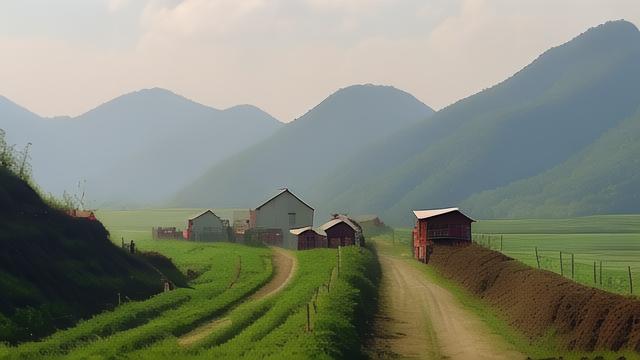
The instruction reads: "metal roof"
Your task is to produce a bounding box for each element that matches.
[188,209,222,221]
[255,188,314,211]
[320,218,359,232]
[289,226,326,237]
[412,207,462,220]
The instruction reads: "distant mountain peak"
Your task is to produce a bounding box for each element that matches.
[294,83,433,123]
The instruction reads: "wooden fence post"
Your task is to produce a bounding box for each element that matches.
[488,236,491,250]
[117,292,121,306]
[560,252,563,276]
[599,261,603,287]
[593,261,597,284]
[535,247,540,269]
[500,235,503,252]
[629,266,633,294]
[306,303,311,332]
[571,253,574,280]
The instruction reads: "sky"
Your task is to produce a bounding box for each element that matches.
[1,0,639,122]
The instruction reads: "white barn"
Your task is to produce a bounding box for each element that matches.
[250,189,314,249]
[187,210,229,242]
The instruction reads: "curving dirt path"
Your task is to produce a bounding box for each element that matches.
[249,247,297,300]
[177,247,297,347]
[370,254,524,360]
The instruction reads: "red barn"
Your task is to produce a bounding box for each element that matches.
[321,218,361,248]
[412,207,474,263]
[290,227,327,250]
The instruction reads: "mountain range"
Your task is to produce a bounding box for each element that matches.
[3,20,640,224]
[1,88,282,206]
[175,20,640,224]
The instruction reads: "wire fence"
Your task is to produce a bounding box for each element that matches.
[472,233,639,296]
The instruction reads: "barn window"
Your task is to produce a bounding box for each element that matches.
[288,213,296,226]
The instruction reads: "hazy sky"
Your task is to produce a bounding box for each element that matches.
[1,0,639,122]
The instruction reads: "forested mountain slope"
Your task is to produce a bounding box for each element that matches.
[172,84,434,208]
[309,20,640,224]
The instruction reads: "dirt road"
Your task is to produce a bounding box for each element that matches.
[177,247,297,347]
[370,254,524,360]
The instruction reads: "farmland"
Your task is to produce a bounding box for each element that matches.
[1,209,379,359]
[388,215,640,295]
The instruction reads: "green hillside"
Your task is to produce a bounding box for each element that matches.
[308,20,640,224]
[172,84,434,208]
[0,167,165,343]
[463,108,640,218]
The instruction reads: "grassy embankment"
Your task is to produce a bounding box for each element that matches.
[372,225,640,360]
[474,215,640,295]
[2,209,380,359]
[4,240,272,359]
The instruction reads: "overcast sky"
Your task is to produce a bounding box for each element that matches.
[1,0,639,122]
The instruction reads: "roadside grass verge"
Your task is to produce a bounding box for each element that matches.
[62,248,271,359]
[4,242,270,359]
[371,231,640,360]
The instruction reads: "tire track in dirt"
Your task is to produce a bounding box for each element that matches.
[177,247,297,347]
[371,254,524,359]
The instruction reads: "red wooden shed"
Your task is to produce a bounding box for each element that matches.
[412,207,474,263]
[290,227,327,250]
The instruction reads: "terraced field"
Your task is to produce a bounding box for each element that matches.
[0,210,379,359]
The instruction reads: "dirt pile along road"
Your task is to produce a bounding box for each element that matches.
[370,254,524,359]
[177,247,297,347]
[430,244,640,352]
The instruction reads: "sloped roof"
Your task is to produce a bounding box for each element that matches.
[320,218,359,232]
[188,209,222,221]
[412,207,474,221]
[255,188,314,211]
[289,226,327,237]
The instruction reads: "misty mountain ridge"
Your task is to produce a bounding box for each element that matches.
[171,84,435,208]
[0,88,282,206]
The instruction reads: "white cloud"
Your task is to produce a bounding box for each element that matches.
[108,0,130,13]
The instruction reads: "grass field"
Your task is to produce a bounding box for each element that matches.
[388,215,640,296]
[2,209,379,359]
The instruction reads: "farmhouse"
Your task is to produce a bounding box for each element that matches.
[320,215,364,248]
[412,207,474,263]
[249,189,314,249]
[186,209,229,242]
[290,227,327,250]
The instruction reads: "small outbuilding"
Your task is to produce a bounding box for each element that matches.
[186,209,229,242]
[320,216,363,248]
[290,227,327,250]
[412,207,474,263]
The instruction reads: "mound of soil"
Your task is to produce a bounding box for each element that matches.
[429,244,640,352]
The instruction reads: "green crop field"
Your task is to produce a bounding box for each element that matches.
[2,209,379,359]
[389,215,640,296]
